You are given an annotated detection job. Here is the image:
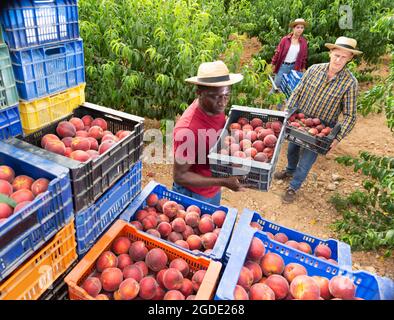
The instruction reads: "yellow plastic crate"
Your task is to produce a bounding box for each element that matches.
[19,83,85,134]
[0,219,77,300]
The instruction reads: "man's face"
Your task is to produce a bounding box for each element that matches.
[329,48,353,72]
[198,86,231,115]
[293,24,305,36]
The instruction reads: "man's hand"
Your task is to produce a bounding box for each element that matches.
[223,176,247,192]
[329,139,339,152]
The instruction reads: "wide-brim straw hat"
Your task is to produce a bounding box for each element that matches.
[289,18,309,28]
[185,61,243,87]
[325,36,363,55]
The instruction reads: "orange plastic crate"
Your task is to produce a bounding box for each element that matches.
[65,219,222,300]
[0,219,77,300]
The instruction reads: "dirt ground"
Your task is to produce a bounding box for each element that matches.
[140,37,394,279]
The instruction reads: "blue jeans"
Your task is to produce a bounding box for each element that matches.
[172,182,222,206]
[285,142,318,191]
[273,62,295,91]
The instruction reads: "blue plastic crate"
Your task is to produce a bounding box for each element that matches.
[215,225,394,300]
[10,39,85,101]
[0,43,19,110]
[288,70,303,86]
[0,140,73,281]
[75,160,143,257]
[1,0,80,50]
[0,104,23,140]
[237,208,352,267]
[119,180,238,262]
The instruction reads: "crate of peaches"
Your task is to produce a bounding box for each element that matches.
[7,102,144,212]
[0,140,73,281]
[215,224,394,300]
[208,105,287,191]
[64,219,222,300]
[284,109,341,155]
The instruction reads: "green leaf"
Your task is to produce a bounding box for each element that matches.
[0,194,17,208]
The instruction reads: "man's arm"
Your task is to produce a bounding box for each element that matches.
[173,161,245,192]
[335,82,358,142]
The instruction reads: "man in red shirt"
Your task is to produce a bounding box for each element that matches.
[173,61,245,205]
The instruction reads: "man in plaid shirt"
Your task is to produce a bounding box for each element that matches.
[274,36,362,203]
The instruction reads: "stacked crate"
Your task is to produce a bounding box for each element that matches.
[0,0,85,135]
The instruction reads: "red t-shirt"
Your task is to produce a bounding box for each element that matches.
[173,99,225,197]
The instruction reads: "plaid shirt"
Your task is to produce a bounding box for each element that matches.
[287,63,358,141]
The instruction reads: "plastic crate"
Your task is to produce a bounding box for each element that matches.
[10,39,85,101]
[39,260,77,300]
[284,109,341,155]
[1,0,79,50]
[0,43,19,110]
[236,208,352,267]
[208,105,288,191]
[120,180,238,262]
[0,104,23,140]
[288,70,303,87]
[215,225,394,300]
[0,219,77,300]
[76,160,143,257]
[0,140,73,281]
[65,219,222,300]
[19,83,85,134]
[7,102,144,213]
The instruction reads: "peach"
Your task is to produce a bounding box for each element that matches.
[186,295,196,300]
[14,200,32,213]
[250,222,262,230]
[283,263,307,283]
[328,276,356,300]
[100,267,123,292]
[81,115,93,127]
[265,232,274,239]
[64,147,72,157]
[117,278,140,300]
[249,283,275,300]
[96,251,118,272]
[61,137,73,148]
[305,118,314,127]
[250,118,263,129]
[242,124,253,132]
[152,286,166,300]
[129,241,148,261]
[0,165,15,183]
[142,215,157,230]
[314,244,332,259]
[146,193,159,207]
[224,135,236,146]
[91,118,108,131]
[240,139,252,151]
[157,221,172,238]
[201,232,217,250]
[244,131,257,142]
[56,121,76,138]
[88,126,104,140]
[312,276,332,300]
[99,140,117,155]
[146,229,161,238]
[71,137,91,151]
[0,179,13,196]
[254,152,268,163]
[191,270,206,292]
[95,294,109,300]
[41,134,60,148]
[231,129,244,142]
[123,265,143,282]
[86,150,99,160]
[76,130,89,138]
[244,260,263,283]
[175,239,189,249]
[198,217,215,234]
[118,130,132,140]
[263,134,277,148]
[229,143,240,155]
[327,259,338,265]
[139,276,159,300]
[117,254,133,270]
[82,277,102,297]
[271,121,282,133]
[308,128,318,136]
[134,261,148,277]
[273,232,288,244]
[219,149,229,155]
[265,274,289,300]
[87,137,99,150]
[10,189,34,203]
[145,248,168,272]
[182,225,194,240]
[257,128,275,140]
[247,237,266,261]
[260,252,285,276]
[237,117,249,126]
[290,275,321,300]
[285,240,300,250]
[180,278,194,297]
[167,231,183,243]
[162,200,179,218]
[298,242,312,254]
[169,258,190,277]
[163,290,185,300]
[187,234,202,250]
[230,123,242,130]
[70,150,91,162]
[237,266,254,290]
[186,205,201,215]
[45,140,66,156]
[136,209,150,222]
[163,268,184,290]
[233,150,246,158]
[156,268,168,289]
[158,214,170,224]
[102,134,118,143]
[171,217,186,233]
[185,211,200,227]
[213,228,221,237]
[69,117,84,131]
[233,285,249,300]
[130,220,143,231]
[0,203,13,219]
[12,175,34,191]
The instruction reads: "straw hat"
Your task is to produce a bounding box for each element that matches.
[185,61,243,87]
[325,36,363,55]
[289,18,309,28]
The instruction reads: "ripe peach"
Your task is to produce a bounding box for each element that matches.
[201,232,217,250]
[10,189,34,203]
[179,278,194,297]
[71,137,91,151]
[118,130,132,140]
[146,229,161,238]
[219,149,229,155]
[158,214,170,224]
[157,221,172,238]
[237,117,249,126]
[145,248,168,272]
[257,128,275,140]
[86,150,99,160]
[0,203,13,219]
[100,267,123,292]
[163,268,184,290]
[285,240,300,250]
[95,294,109,300]
[249,283,275,300]
[139,276,159,300]
[242,124,253,132]
[312,276,332,300]
[298,242,312,254]
[254,152,268,163]
[64,147,72,157]
[152,286,166,300]
[273,232,288,244]
[134,261,148,277]
[244,131,257,142]
[213,228,221,237]
[263,134,277,148]
[169,258,190,277]
[162,200,179,218]
[271,121,282,133]
[70,150,91,162]
[264,274,289,300]
[230,123,242,130]
[187,234,202,250]
[117,254,133,270]
[129,241,148,261]
[167,231,183,243]
[244,147,257,158]
[240,139,252,151]
[283,263,308,283]
[198,217,215,234]
[130,220,143,231]
[191,270,206,292]
[247,237,266,261]
[156,199,168,213]
[61,137,73,148]
[171,217,186,233]
[87,137,99,150]
[117,278,140,300]
[175,239,189,249]
[252,140,265,152]
[265,232,274,240]
[69,117,84,131]
[0,166,15,183]
[76,130,89,138]
[211,210,226,227]
[224,135,236,147]
[142,215,158,230]
[82,277,102,297]
[314,244,332,259]
[0,179,13,196]
[185,211,200,228]
[231,129,244,142]
[182,225,194,240]
[250,118,263,129]
[163,290,185,300]
[14,200,32,213]
[98,140,117,155]
[305,118,314,127]
[328,276,356,300]
[250,222,262,230]
[290,275,321,300]
[229,143,240,155]
[81,115,93,127]
[136,209,150,222]
[146,193,159,207]
[237,266,254,290]
[96,251,118,272]
[56,121,76,138]
[308,128,318,136]
[101,134,118,143]
[41,134,60,148]
[123,265,143,282]
[260,252,285,276]
[88,126,104,140]
[45,140,66,156]
[244,260,263,284]
[233,150,246,158]
[91,118,108,131]
[233,284,249,300]
[112,236,131,255]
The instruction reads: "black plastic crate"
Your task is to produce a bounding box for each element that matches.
[284,109,341,155]
[208,105,287,191]
[8,102,144,213]
[39,261,78,300]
